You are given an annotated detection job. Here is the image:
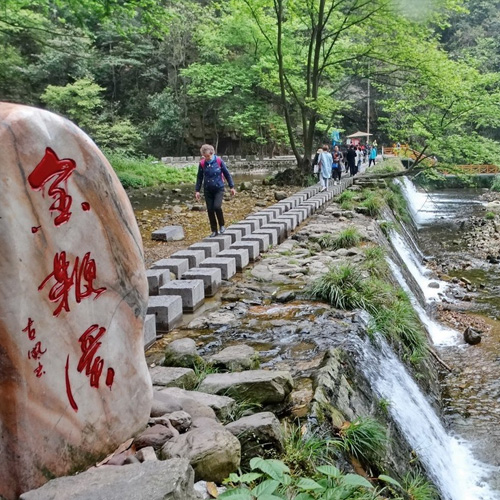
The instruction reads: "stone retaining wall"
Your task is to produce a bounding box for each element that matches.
[161,156,297,172]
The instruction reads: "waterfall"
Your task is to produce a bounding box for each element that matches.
[387,257,458,345]
[395,177,438,227]
[357,331,498,500]
[389,229,448,302]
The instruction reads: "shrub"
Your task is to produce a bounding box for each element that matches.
[307,264,370,311]
[315,227,362,251]
[403,473,439,500]
[379,221,395,237]
[485,211,496,220]
[491,174,500,192]
[335,417,388,463]
[361,192,383,217]
[362,247,389,279]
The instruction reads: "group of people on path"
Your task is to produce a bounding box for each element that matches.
[312,143,377,191]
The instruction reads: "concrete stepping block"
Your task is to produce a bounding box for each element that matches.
[217,249,249,271]
[246,214,268,227]
[253,228,278,246]
[252,211,273,223]
[267,217,292,235]
[200,257,236,280]
[170,249,206,268]
[266,205,286,215]
[243,216,263,229]
[220,230,241,243]
[182,267,222,297]
[230,240,260,261]
[227,223,253,236]
[259,208,281,221]
[147,295,183,332]
[202,234,232,251]
[276,200,294,211]
[189,241,220,259]
[151,225,184,241]
[241,233,270,253]
[260,224,286,244]
[151,258,189,279]
[287,209,305,223]
[146,268,171,296]
[144,314,157,348]
[291,206,311,219]
[160,280,205,313]
[277,214,299,230]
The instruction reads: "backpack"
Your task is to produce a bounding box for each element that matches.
[200,156,222,168]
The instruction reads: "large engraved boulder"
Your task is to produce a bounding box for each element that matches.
[0,103,152,499]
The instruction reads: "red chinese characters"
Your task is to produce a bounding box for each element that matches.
[21,318,47,378]
[65,324,115,412]
[28,147,76,227]
[39,251,107,317]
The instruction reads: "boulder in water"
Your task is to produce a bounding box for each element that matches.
[464,326,482,345]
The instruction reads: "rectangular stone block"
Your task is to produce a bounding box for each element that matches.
[227,223,253,236]
[246,214,268,226]
[151,258,189,278]
[252,211,273,223]
[243,216,263,229]
[182,267,222,297]
[238,219,260,232]
[151,225,184,242]
[267,204,286,215]
[230,240,260,261]
[242,233,270,253]
[202,234,232,251]
[200,257,236,280]
[260,208,281,220]
[170,249,206,268]
[189,241,220,259]
[147,295,183,332]
[145,268,170,296]
[276,200,294,211]
[220,229,241,243]
[260,223,286,244]
[160,279,205,313]
[253,228,278,246]
[277,214,299,230]
[144,314,157,348]
[217,249,249,271]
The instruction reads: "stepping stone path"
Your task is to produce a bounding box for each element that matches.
[145,178,355,345]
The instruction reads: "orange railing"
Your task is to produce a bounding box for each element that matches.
[449,165,500,174]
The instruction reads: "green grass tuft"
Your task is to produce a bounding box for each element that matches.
[316,227,362,250]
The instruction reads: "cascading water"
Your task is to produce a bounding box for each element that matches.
[356,330,498,500]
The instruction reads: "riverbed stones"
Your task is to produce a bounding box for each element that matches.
[0,103,152,499]
[225,412,284,467]
[198,370,294,408]
[160,420,241,483]
[208,344,259,372]
[158,387,236,421]
[134,423,177,450]
[150,366,197,390]
[19,459,199,500]
[163,338,202,368]
[464,326,482,345]
[153,390,217,422]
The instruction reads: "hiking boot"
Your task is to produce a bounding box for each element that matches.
[219,226,226,234]
[209,231,218,237]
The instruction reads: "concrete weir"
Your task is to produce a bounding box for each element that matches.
[144,177,354,345]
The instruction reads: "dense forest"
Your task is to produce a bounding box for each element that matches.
[2,0,500,171]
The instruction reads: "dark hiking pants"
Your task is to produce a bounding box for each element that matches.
[205,188,225,232]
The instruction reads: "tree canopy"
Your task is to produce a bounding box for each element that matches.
[1,0,500,170]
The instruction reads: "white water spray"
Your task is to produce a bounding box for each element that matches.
[357,331,498,500]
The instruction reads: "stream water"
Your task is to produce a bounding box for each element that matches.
[395,178,500,496]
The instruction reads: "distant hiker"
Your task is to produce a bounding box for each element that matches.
[195,144,236,237]
[332,151,341,185]
[356,146,363,173]
[346,145,357,176]
[312,147,323,181]
[333,145,345,173]
[368,144,377,168]
[318,145,333,191]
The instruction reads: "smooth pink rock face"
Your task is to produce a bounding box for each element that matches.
[0,103,152,499]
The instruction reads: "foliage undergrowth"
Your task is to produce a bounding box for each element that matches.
[360,191,383,217]
[308,262,427,361]
[491,174,500,192]
[385,182,410,222]
[315,227,362,250]
[107,151,198,188]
